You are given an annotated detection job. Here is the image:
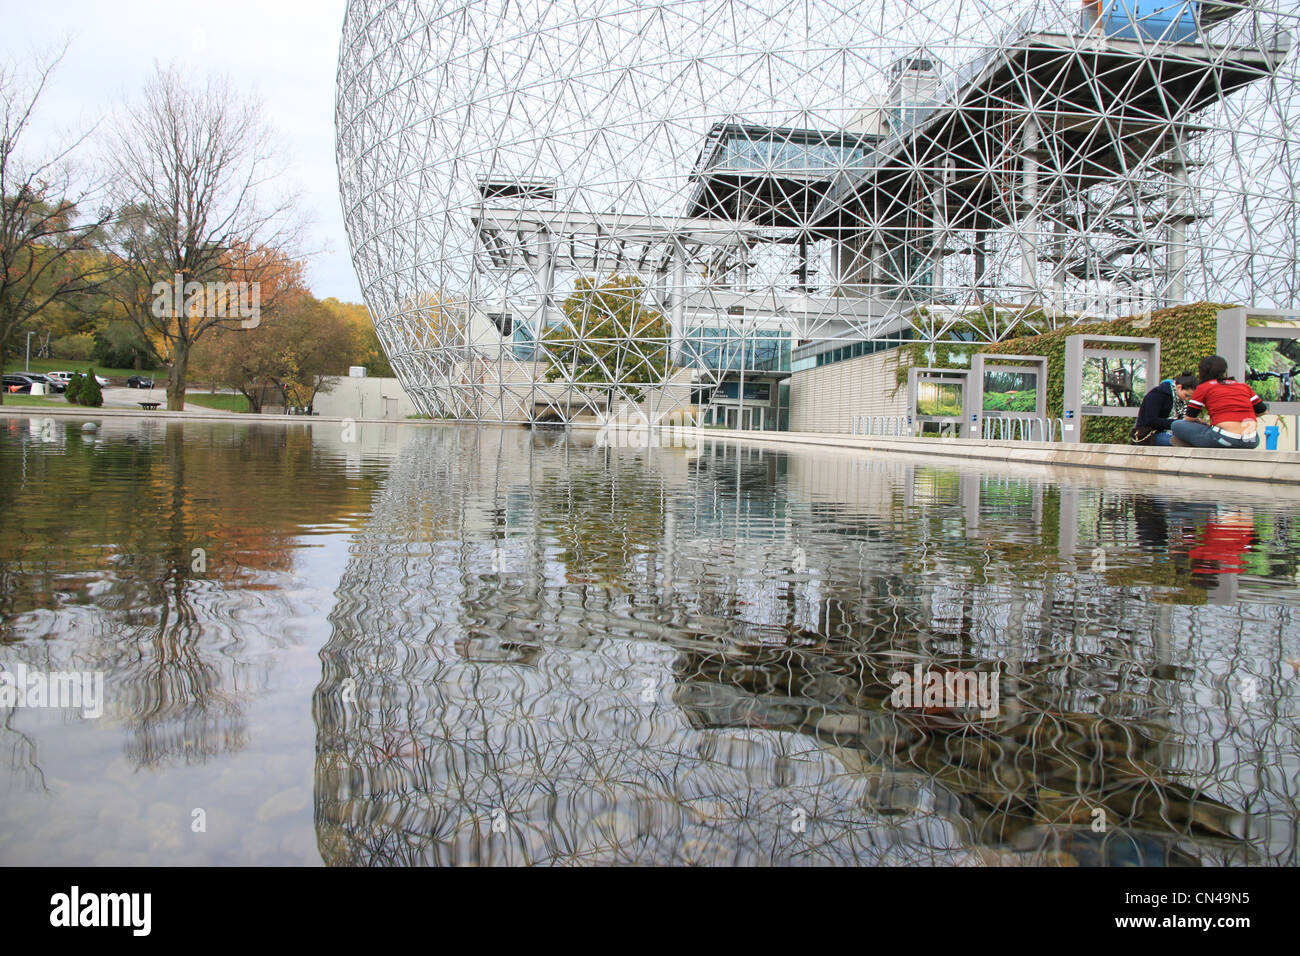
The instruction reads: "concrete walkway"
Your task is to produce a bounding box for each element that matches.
[98,386,249,413]
[9,387,244,414]
[689,426,1300,485]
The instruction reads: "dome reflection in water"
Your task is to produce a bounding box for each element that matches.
[312,427,1299,866]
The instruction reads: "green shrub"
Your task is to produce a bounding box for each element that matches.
[79,368,103,407]
[63,369,104,406]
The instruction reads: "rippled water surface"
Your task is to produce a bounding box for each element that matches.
[1,413,1298,866]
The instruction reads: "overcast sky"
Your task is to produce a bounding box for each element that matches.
[1,0,361,302]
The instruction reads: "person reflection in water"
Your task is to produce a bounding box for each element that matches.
[1189,510,1256,575]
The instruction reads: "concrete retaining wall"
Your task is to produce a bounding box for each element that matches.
[687,426,1300,486]
[312,375,418,419]
[790,348,907,433]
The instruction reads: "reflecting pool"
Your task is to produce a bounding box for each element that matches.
[1,414,1298,865]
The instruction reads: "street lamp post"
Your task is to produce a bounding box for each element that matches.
[26,331,34,371]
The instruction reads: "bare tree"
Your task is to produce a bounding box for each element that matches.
[0,50,113,404]
[106,67,303,410]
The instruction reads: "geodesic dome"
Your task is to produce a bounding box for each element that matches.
[337,0,1300,423]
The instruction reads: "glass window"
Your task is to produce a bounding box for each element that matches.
[512,322,537,360]
[712,129,874,175]
[681,327,790,372]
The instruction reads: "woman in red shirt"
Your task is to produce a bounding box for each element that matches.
[1171,355,1267,449]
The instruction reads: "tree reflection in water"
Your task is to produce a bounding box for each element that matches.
[313,429,1300,866]
[0,417,381,778]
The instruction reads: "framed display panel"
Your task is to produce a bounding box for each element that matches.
[969,355,1048,438]
[1063,335,1160,442]
[983,368,1039,412]
[907,367,970,437]
[1080,353,1149,409]
[1217,307,1300,415]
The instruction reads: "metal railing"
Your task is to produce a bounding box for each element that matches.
[846,415,1073,440]
[981,416,1064,442]
[850,415,911,436]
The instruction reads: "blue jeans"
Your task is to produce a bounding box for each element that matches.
[1153,431,1173,447]
[1171,419,1260,450]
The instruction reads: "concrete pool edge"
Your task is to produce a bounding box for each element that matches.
[682,426,1300,485]
[6,405,1298,486]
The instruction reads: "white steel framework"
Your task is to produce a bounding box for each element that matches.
[337,0,1300,425]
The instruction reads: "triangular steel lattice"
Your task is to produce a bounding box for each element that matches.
[336,0,1300,424]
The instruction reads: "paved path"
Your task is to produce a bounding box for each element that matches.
[5,387,244,415]
[99,386,242,413]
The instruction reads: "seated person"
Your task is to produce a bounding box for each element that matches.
[1133,372,1196,446]
[1170,355,1267,450]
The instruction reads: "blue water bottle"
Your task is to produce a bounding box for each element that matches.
[1264,425,1279,450]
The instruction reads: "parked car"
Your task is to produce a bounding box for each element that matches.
[3,373,37,394]
[46,370,109,387]
[126,376,156,389]
[27,373,66,393]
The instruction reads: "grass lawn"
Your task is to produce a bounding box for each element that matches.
[186,392,250,413]
[10,357,160,381]
[0,394,69,408]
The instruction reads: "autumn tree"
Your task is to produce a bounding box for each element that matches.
[394,290,464,352]
[276,297,361,409]
[0,51,113,403]
[542,275,671,389]
[321,297,393,377]
[192,290,358,413]
[104,67,302,410]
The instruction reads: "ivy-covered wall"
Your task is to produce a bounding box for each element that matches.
[981,303,1226,443]
[892,303,1228,444]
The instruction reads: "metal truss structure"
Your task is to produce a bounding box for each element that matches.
[337,0,1300,425]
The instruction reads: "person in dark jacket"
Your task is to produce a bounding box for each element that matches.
[1133,373,1197,446]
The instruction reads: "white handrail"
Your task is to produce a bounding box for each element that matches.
[981,416,1067,442]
